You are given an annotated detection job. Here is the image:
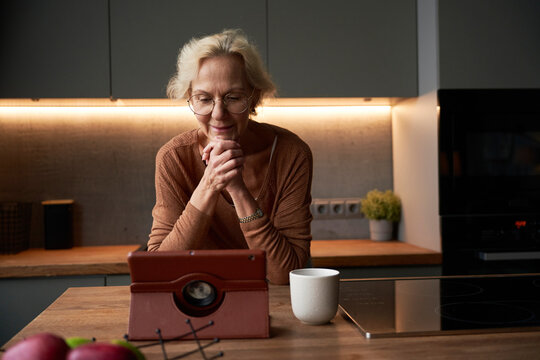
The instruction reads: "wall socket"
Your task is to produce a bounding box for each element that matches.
[311,198,363,219]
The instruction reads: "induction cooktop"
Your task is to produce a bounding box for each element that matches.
[339,274,540,338]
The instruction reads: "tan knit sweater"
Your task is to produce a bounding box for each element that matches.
[147,121,313,284]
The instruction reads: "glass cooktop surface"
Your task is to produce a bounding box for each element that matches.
[339,274,540,338]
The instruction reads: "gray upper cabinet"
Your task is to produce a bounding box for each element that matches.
[267,0,418,97]
[1,0,419,99]
[110,0,267,99]
[438,0,540,89]
[0,0,110,98]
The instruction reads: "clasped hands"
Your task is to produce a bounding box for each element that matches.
[201,139,246,194]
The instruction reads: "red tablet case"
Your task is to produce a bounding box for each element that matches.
[127,249,269,340]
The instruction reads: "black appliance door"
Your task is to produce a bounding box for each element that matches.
[438,89,540,216]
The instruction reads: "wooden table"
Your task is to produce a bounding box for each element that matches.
[3,285,539,359]
[0,245,142,278]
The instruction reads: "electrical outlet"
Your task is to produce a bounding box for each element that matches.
[311,199,330,219]
[329,199,346,218]
[312,197,364,219]
[345,198,363,218]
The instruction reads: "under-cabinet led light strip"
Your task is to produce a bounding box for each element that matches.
[0,105,391,117]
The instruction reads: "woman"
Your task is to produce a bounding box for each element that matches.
[147,29,313,285]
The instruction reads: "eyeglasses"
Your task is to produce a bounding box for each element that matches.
[187,89,255,116]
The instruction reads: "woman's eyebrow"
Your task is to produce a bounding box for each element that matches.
[191,89,210,95]
[191,87,247,95]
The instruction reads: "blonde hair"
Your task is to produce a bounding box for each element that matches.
[167,29,275,113]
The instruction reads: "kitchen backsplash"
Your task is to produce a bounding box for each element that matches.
[0,104,392,246]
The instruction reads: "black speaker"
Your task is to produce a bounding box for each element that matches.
[42,200,74,249]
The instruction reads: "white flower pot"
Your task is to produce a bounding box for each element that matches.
[369,219,393,241]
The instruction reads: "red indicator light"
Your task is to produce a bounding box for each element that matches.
[515,221,527,229]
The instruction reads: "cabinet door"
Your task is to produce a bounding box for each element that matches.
[438,0,540,89]
[110,0,267,99]
[268,0,417,97]
[0,0,110,98]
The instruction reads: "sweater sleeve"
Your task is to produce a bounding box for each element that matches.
[241,139,313,285]
[147,146,212,251]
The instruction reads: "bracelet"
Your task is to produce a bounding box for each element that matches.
[239,208,264,223]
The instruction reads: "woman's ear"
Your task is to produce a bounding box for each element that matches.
[251,88,262,114]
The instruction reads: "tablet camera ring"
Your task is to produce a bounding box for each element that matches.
[182,280,217,307]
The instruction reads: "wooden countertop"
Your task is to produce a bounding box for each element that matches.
[2,285,539,359]
[310,239,441,267]
[0,245,141,278]
[0,240,440,279]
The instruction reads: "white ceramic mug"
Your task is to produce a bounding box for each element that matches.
[289,268,340,325]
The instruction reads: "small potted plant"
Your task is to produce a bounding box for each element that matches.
[360,189,401,241]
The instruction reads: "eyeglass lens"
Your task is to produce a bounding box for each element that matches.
[188,93,249,115]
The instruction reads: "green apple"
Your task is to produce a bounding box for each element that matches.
[110,339,146,360]
[66,342,136,360]
[65,337,94,349]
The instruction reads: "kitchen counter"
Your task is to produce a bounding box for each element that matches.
[310,239,441,267]
[0,241,440,279]
[0,245,141,278]
[2,285,539,359]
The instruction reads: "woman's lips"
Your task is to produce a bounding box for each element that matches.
[210,125,237,140]
[211,124,234,133]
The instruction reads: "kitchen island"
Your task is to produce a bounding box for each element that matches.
[0,241,441,346]
[2,285,539,359]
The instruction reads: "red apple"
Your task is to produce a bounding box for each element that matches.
[3,332,69,360]
[67,342,137,360]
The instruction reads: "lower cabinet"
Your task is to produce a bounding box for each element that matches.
[0,274,132,346]
[106,274,132,286]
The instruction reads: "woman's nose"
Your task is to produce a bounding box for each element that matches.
[211,99,228,119]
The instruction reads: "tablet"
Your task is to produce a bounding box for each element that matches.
[127,249,269,340]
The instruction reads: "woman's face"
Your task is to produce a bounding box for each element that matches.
[190,55,253,143]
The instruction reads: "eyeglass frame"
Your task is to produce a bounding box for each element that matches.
[186,88,256,116]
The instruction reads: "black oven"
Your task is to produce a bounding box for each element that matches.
[438,89,540,275]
